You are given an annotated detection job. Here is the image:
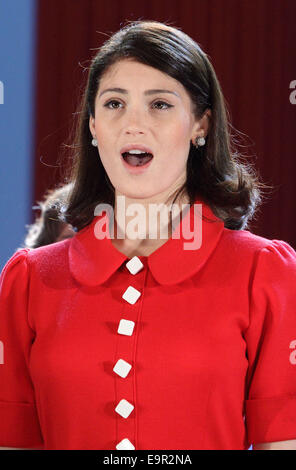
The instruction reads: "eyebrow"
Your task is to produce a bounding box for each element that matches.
[98,87,180,98]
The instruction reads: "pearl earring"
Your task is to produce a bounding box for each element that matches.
[92,137,98,147]
[193,136,206,148]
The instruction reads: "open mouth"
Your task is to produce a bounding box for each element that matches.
[121,152,154,167]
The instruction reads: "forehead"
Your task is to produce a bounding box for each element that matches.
[98,58,185,94]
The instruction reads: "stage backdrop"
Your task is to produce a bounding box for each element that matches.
[0,0,37,268]
[33,0,296,247]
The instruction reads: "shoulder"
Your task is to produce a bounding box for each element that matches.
[220,227,296,261]
[1,240,71,277]
[27,237,70,264]
[215,229,296,285]
[221,227,275,251]
[224,231,296,304]
[1,241,73,292]
[0,248,31,292]
[26,238,75,287]
[1,247,30,272]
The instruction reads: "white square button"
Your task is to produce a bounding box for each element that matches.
[126,256,144,275]
[116,438,135,450]
[115,399,134,418]
[122,286,141,305]
[113,359,132,378]
[117,319,135,336]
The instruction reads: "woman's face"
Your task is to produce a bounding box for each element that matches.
[89,58,209,201]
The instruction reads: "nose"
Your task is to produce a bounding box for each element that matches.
[123,106,146,135]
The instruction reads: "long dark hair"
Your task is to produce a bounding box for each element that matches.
[62,20,269,231]
[22,183,74,248]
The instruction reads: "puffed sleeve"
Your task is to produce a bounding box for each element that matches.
[0,249,44,448]
[245,239,296,446]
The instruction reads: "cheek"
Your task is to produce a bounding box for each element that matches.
[167,112,192,139]
[94,124,115,162]
[167,122,191,158]
[94,120,110,142]
[92,125,111,168]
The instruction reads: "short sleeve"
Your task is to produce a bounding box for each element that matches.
[0,249,44,448]
[245,239,296,446]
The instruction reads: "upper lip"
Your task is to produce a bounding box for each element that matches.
[120,144,153,155]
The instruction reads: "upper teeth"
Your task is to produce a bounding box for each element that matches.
[127,149,147,154]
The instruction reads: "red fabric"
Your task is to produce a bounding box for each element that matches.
[0,199,296,449]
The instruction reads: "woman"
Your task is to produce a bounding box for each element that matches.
[0,20,295,450]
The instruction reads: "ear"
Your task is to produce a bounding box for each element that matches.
[89,115,96,138]
[192,108,211,140]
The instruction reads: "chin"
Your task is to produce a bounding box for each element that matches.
[115,188,163,201]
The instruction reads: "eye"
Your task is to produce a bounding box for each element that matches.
[103,99,174,110]
[104,100,122,109]
[152,101,173,110]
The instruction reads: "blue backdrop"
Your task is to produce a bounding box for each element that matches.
[0,0,36,268]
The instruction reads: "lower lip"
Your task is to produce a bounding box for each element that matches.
[120,154,153,174]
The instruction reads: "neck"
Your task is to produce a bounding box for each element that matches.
[111,190,190,258]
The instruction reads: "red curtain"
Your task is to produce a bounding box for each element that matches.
[34,0,296,246]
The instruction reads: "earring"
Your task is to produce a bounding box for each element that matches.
[92,137,98,147]
[193,136,206,148]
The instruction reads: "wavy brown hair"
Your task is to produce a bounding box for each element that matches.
[62,20,269,231]
[22,183,74,249]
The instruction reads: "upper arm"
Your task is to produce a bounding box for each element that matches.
[253,439,296,450]
[0,447,27,450]
[245,240,296,447]
[0,249,44,448]
[0,446,43,450]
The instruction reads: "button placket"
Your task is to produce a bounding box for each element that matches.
[114,256,145,451]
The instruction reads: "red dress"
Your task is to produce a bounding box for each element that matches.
[0,199,296,450]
